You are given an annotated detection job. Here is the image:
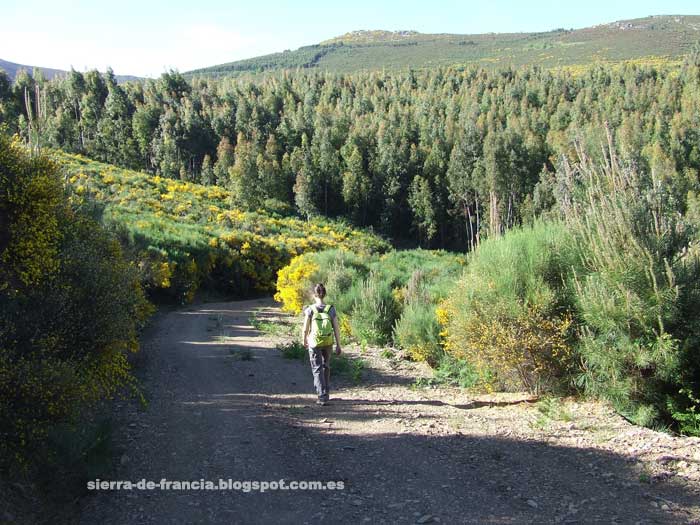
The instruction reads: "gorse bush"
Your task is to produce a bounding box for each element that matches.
[274,253,320,313]
[0,136,153,468]
[440,221,579,394]
[58,151,389,303]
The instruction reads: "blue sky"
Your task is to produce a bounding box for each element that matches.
[1,0,698,77]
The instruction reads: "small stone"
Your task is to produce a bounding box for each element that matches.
[417,515,433,524]
[527,499,538,509]
[352,499,364,506]
[650,501,658,508]
[387,502,405,509]
[120,454,129,465]
[660,504,670,511]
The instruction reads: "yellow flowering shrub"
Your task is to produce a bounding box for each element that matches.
[438,222,579,394]
[274,254,320,313]
[53,150,389,303]
[1,138,153,467]
[439,302,572,393]
[339,316,353,338]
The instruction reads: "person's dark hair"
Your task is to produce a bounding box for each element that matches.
[313,283,326,299]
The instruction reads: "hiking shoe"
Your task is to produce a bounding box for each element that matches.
[316,399,328,406]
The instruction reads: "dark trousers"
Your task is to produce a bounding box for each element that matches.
[308,346,331,400]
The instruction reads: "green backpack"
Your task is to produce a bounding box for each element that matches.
[310,304,334,347]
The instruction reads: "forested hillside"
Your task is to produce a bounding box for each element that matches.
[0,58,140,83]
[186,15,700,76]
[3,52,700,249]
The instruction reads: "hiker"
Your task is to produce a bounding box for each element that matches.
[302,283,342,406]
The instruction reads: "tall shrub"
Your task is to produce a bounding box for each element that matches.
[440,221,579,393]
[561,142,700,426]
[0,136,152,468]
[350,272,401,346]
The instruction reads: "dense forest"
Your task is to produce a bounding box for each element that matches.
[2,51,700,250]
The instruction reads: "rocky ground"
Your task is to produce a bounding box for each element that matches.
[60,298,700,523]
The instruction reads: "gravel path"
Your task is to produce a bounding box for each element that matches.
[78,299,700,524]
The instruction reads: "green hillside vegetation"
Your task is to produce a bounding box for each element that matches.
[56,151,389,302]
[6,54,700,252]
[186,15,699,77]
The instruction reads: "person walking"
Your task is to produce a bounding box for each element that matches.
[302,283,342,406]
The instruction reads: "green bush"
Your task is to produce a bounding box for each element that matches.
[440,220,580,393]
[432,355,480,388]
[0,136,153,469]
[563,149,700,426]
[393,301,443,366]
[670,389,700,436]
[350,272,401,346]
[277,340,307,360]
[332,354,365,384]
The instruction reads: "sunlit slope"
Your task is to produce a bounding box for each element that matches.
[55,151,389,300]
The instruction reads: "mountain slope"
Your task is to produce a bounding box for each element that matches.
[186,15,700,77]
[0,58,141,83]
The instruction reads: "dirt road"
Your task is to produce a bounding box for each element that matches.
[78,299,700,524]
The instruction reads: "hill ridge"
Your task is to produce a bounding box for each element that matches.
[185,14,699,77]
